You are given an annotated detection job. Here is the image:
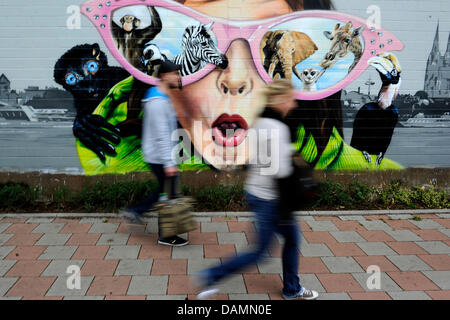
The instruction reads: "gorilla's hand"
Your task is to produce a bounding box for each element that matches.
[368,52,402,109]
[73,114,121,162]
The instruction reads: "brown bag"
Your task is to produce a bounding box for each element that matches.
[155,197,198,238]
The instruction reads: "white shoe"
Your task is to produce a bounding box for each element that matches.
[197,288,219,300]
[193,272,219,300]
[283,288,319,300]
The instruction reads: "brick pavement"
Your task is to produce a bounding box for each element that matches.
[0,213,449,300]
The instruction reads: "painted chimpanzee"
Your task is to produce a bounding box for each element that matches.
[112,6,162,71]
[54,43,129,162]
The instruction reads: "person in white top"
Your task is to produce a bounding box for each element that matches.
[195,79,319,300]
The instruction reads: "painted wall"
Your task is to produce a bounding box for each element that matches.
[0,0,449,174]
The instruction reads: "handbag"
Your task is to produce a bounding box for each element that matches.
[155,197,198,238]
[277,154,319,216]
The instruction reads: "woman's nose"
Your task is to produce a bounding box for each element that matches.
[217,41,253,96]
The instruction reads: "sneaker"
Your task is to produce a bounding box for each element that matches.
[197,288,220,300]
[120,209,144,225]
[158,236,189,247]
[282,287,319,300]
[193,271,219,300]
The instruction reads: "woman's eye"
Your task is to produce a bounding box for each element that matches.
[85,61,99,74]
[65,73,78,86]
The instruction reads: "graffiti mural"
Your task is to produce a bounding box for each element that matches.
[0,0,449,173]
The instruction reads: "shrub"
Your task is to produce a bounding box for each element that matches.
[346,181,373,204]
[412,187,449,209]
[313,181,353,208]
[67,180,157,212]
[186,183,246,211]
[0,179,448,212]
[0,182,38,210]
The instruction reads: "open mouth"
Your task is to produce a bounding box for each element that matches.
[211,113,248,147]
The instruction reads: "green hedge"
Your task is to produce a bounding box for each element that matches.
[0,180,448,213]
[313,180,449,209]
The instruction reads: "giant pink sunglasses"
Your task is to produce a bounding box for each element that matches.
[81,0,404,100]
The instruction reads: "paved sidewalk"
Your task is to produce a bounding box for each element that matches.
[0,213,449,300]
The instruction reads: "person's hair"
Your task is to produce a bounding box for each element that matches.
[175,0,334,11]
[128,79,151,120]
[284,0,342,168]
[262,79,293,106]
[301,0,335,10]
[286,91,343,166]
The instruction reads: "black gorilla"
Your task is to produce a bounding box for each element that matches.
[54,43,130,161]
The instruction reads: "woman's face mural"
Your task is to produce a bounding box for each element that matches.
[169,1,298,168]
[169,39,266,167]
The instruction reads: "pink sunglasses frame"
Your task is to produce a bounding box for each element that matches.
[81,0,404,100]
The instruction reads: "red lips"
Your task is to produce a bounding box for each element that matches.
[211,113,248,147]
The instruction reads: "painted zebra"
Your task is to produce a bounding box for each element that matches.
[172,22,228,77]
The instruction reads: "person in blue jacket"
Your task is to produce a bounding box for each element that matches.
[121,60,189,247]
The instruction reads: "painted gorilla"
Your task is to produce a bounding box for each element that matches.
[54,43,130,162]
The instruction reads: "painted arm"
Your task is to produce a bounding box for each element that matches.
[111,20,122,49]
[137,6,162,43]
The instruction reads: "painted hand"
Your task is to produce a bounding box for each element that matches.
[368,52,402,109]
[73,114,121,162]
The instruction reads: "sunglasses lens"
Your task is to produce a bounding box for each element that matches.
[111,5,226,79]
[261,18,365,93]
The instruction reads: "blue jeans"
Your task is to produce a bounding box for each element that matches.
[202,192,302,296]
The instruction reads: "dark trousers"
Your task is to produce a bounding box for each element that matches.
[128,163,178,237]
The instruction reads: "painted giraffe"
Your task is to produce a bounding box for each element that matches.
[320,22,365,73]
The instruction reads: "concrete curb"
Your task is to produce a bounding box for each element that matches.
[1,208,449,219]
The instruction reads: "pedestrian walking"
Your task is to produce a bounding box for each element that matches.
[195,79,319,300]
[121,60,188,247]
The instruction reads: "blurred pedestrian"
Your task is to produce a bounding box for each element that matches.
[195,79,319,300]
[121,60,188,247]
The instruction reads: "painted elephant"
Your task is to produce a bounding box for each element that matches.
[260,30,318,80]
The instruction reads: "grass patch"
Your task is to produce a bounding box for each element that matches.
[182,183,247,211]
[0,179,448,213]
